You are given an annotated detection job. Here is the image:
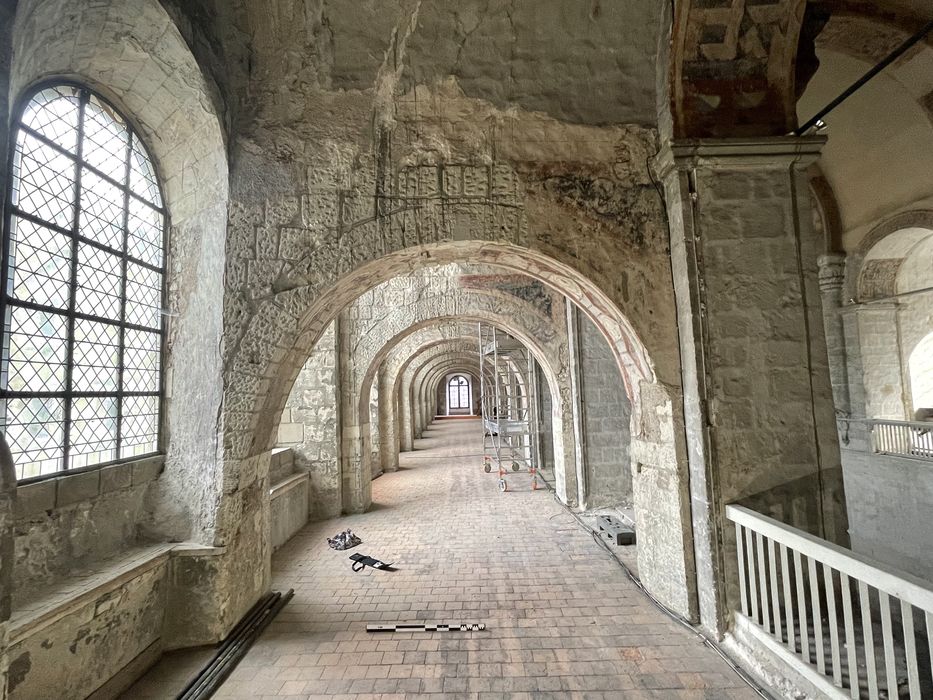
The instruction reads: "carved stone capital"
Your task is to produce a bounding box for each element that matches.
[817,253,846,293]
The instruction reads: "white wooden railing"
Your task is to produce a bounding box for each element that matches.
[870,420,933,460]
[727,505,933,699]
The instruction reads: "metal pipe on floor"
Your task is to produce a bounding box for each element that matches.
[175,592,273,697]
[176,592,279,700]
[176,589,294,700]
[186,593,281,698]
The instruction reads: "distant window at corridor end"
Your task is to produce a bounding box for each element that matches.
[447,375,470,411]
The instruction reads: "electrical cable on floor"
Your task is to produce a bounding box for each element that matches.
[535,475,775,700]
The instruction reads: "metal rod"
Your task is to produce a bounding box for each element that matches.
[795,19,933,135]
[62,89,89,471]
[175,592,278,700]
[191,590,294,699]
[184,597,280,699]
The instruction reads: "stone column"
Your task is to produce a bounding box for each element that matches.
[565,304,588,509]
[369,380,380,476]
[818,254,851,419]
[337,314,369,514]
[378,366,398,472]
[854,303,907,420]
[657,137,844,637]
[412,382,422,440]
[399,367,414,453]
[408,376,420,448]
[529,361,543,470]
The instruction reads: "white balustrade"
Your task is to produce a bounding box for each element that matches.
[870,420,933,460]
[727,504,933,699]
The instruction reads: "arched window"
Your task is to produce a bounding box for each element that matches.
[448,375,470,411]
[1,84,165,480]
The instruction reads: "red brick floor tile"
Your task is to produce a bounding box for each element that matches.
[122,419,761,699]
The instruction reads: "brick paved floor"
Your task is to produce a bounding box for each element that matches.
[126,418,758,699]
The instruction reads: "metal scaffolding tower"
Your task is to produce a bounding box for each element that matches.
[478,323,538,491]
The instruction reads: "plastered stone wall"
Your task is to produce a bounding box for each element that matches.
[835,414,933,581]
[660,138,846,633]
[413,359,479,436]
[279,322,340,521]
[839,220,933,419]
[577,315,633,510]
[7,559,167,700]
[334,265,574,513]
[12,459,162,602]
[897,297,933,414]
[11,0,229,547]
[369,378,381,474]
[270,472,309,552]
[855,305,908,419]
[535,364,556,473]
[2,3,235,693]
[268,449,295,489]
[437,372,478,416]
[0,7,16,693]
[382,335,480,459]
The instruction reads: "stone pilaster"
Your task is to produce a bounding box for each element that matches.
[817,253,851,418]
[657,136,845,637]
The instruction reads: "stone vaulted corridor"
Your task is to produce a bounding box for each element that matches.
[127,419,757,699]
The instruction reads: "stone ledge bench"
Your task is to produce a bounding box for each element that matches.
[6,542,222,700]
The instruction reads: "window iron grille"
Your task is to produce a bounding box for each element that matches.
[448,375,470,410]
[1,84,166,481]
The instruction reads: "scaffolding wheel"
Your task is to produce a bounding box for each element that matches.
[511,462,521,472]
[483,463,491,473]
[497,478,508,492]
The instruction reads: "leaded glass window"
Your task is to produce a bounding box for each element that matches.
[1,84,165,480]
[448,375,470,410]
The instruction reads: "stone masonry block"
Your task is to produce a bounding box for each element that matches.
[99,463,134,493]
[701,201,787,241]
[703,172,753,201]
[56,470,101,507]
[132,455,165,486]
[14,479,56,518]
[462,166,489,197]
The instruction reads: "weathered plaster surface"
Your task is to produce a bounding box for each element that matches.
[659,138,847,634]
[577,315,633,510]
[11,0,229,546]
[280,322,340,520]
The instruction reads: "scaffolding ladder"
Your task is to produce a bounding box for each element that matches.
[478,323,538,491]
